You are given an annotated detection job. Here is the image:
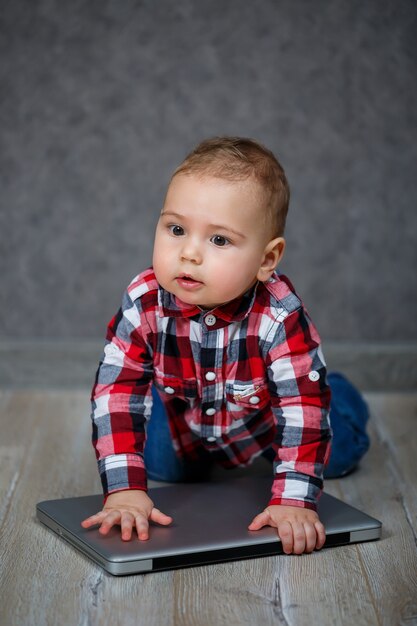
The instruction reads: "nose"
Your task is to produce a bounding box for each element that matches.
[180,238,203,265]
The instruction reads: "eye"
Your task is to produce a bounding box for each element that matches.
[210,235,230,247]
[169,225,185,236]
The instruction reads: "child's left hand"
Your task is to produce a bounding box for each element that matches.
[248,505,326,555]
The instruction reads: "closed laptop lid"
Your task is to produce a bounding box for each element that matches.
[36,475,382,575]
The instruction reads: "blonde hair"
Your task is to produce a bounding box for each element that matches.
[172,136,290,236]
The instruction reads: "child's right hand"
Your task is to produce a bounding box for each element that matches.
[81,489,173,541]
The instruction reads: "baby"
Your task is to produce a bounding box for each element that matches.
[82,137,332,555]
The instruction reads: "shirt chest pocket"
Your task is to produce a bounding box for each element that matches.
[153,371,198,405]
[225,378,270,418]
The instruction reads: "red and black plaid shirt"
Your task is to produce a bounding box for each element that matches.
[91,268,331,509]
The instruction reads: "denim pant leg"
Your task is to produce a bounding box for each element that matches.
[324,372,370,478]
[144,386,212,482]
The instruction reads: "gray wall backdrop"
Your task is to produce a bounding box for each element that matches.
[1,1,416,349]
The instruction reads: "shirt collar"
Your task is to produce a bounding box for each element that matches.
[159,282,259,322]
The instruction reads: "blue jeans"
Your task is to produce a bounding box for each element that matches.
[324,372,370,478]
[144,387,214,482]
[144,372,370,482]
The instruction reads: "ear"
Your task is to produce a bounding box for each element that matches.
[256,237,286,282]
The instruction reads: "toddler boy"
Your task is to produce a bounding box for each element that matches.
[82,137,332,555]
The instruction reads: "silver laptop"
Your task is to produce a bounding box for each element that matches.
[36,475,381,576]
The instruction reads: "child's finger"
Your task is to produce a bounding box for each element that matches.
[276,520,294,554]
[120,511,135,541]
[98,509,122,535]
[150,507,173,526]
[314,520,326,549]
[135,515,150,541]
[303,522,318,553]
[81,511,108,528]
[248,510,270,531]
[290,521,306,554]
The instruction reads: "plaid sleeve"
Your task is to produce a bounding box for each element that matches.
[266,306,332,510]
[91,288,154,498]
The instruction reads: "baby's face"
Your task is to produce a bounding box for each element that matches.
[153,174,280,309]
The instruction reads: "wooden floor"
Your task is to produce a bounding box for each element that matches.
[0,390,416,626]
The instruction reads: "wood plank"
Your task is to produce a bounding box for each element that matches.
[364,392,417,535]
[172,548,381,626]
[325,396,417,626]
[172,558,287,626]
[0,391,40,530]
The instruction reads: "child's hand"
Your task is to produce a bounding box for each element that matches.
[81,489,173,541]
[248,505,326,555]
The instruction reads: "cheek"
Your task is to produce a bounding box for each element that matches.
[153,239,169,275]
[153,231,174,262]
[152,241,161,268]
[214,249,260,275]
[206,254,246,286]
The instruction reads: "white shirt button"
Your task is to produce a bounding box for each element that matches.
[206,436,217,443]
[308,371,320,382]
[205,371,216,381]
[164,386,175,394]
[205,314,217,326]
[205,408,216,416]
[249,395,260,405]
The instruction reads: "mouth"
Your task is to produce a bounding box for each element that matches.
[176,274,204,290]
